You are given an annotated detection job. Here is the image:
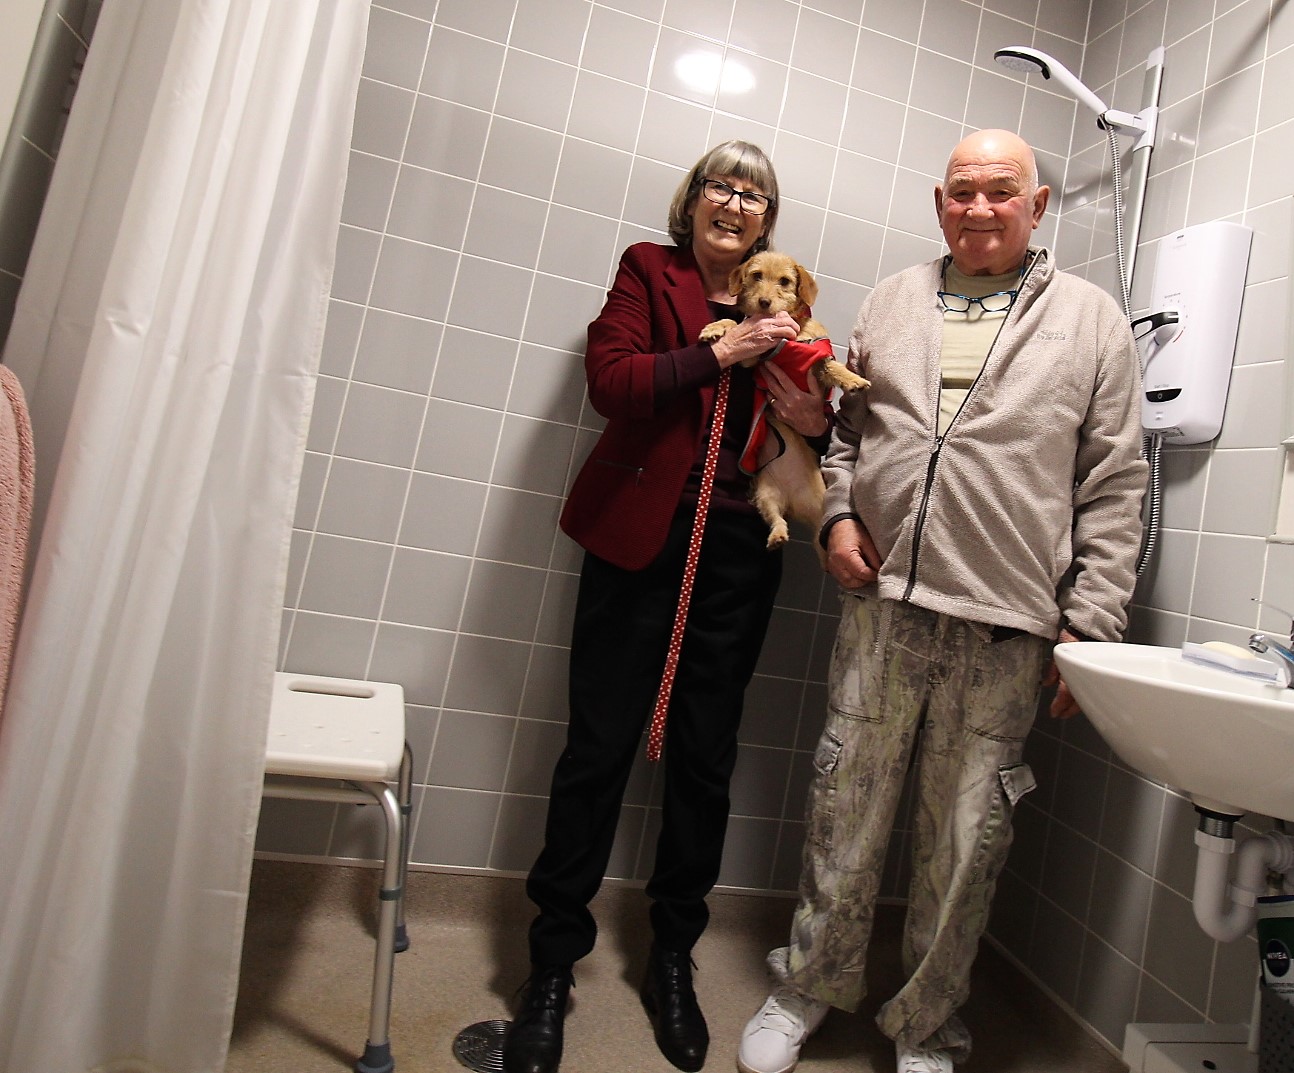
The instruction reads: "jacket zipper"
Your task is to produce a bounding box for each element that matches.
[904,440,942,601]
[902,253,1042,601]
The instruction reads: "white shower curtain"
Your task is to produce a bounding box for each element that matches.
[0,2,368,1071]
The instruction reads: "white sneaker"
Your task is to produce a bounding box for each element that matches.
[896,1043,953,1073]
[736,986,829,1073]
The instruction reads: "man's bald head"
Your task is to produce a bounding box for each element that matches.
[944,129,1040,191]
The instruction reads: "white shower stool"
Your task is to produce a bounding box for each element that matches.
[262,671,412,1073]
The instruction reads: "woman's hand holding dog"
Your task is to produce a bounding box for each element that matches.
[826,518,881,589]
[709,310,798,368]
[761,361,828,438]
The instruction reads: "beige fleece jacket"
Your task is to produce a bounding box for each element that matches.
[823,248,1147,642]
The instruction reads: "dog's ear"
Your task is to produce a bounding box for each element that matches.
[727,263,746,297]
[796,263,819,308]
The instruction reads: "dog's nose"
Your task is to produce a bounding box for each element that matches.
[759,298,771,309]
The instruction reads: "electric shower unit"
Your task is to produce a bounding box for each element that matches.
[1139,221,1253,446]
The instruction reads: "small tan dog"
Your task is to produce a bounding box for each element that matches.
[699,251,869,554]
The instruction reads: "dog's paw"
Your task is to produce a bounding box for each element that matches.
[699,319,737,344]
[766,523,789,550]
[819,361,870,393]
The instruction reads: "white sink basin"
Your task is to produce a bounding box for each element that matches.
[1053,642,1294,819]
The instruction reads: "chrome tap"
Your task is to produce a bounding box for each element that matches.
[1248,633,1294,688]
[1248,599,1294,687]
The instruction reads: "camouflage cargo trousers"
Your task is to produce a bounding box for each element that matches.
[776,593,1049,1061]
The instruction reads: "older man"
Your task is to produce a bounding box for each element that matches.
[736,129,1147,1073]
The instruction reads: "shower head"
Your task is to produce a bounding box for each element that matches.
[994,46,1110,119]
[994,48,1048,75]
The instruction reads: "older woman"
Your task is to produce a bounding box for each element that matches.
[504,141,831,1073]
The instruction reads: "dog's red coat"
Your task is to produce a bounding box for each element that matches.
[738,336,834,474]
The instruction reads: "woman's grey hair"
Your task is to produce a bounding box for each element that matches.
[666,140,779,256]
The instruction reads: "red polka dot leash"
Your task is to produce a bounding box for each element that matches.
[647,367,731,762]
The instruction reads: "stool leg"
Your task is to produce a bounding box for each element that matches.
[353,781,403,1073]
[395,742,412,954]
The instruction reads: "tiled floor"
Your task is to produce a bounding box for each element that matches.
[228,859,1126,1073]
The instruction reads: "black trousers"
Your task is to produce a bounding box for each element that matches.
[525,506,782,968]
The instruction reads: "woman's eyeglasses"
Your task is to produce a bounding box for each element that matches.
[698,178,773,216]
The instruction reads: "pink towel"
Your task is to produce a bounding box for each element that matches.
[0,365,34,722]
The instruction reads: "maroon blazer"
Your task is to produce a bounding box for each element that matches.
[560,242,724,570]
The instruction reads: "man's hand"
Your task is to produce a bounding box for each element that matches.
[825,518,881,589]
[1045,629,1083,718]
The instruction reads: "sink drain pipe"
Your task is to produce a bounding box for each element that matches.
[1192,810,1294,942]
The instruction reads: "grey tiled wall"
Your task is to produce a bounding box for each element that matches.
[263,0,1075,895]
[0,1,101,346]
[256,0,1294,1057]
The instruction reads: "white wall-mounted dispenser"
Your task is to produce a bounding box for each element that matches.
[1140,220,1253,445]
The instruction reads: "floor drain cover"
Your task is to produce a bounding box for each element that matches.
[452,1019,509,1072]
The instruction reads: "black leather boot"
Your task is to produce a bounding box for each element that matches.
[502,965,573,1073]
[640,944,708,1072]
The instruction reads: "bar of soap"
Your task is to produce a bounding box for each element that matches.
[1199,640,1260,660]
[1181,641,1282,681]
